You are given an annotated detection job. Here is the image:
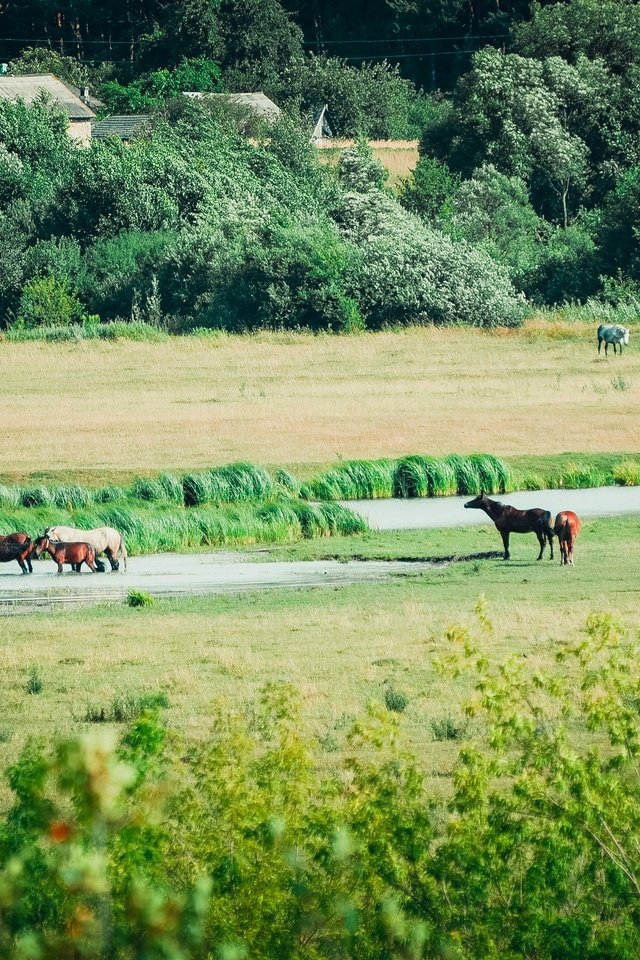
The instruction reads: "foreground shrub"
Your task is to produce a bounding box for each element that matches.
[3,617,640,957]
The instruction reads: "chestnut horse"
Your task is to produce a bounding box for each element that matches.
[554,511,581,566]
[464,492,555,561]
[33,537,98,574]
[0,533,33,574]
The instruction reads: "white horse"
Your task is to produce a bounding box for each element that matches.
[44,525,127,572]
[597,323,630,355]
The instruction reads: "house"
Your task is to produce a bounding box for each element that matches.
[0,74,95,143]
[310,104,334,145]
[183,91,281,128]
[92,115,151,142]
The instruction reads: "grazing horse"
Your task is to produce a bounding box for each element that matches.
[44,525,127,572]
[554,511,581,566]
[0,532,33,573]
[33,537,98,574]
[597,323,630,356]
[464,492,555,561]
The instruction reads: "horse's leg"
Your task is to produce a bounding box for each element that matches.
[104,548,118,571]
[85,555,98,573]
[536,530,545,560]
[18,558,27,574]
[57,561,64,575]
[548,531,554,560]
[500,530,510,560]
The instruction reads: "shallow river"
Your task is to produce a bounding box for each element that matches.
[1,487,638,609]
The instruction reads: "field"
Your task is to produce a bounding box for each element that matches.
[317,139,420,187]
[0,515,637,805]
[0,321,639,793]
[0,323,639,484]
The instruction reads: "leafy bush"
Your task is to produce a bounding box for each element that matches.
[14,276,86,329]
[334,149,526,329]
[383,684,409,713]
[282,56,432,139]
[5,618,640,957]
[126,590,154,609]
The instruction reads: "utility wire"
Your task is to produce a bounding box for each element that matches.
[303,32,510,45]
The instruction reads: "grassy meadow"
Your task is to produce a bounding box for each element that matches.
[0,323,639,484]
[0,515,638,807]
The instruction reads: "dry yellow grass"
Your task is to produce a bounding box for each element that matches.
[317,140,419,187]
[0,326,638,481]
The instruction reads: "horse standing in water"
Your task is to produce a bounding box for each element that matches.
[464,493,555,561]
[554,511,581,565]
[44,525,127,572]
[0,532,33,573]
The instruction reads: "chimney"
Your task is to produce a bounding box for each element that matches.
[80,85,90,102]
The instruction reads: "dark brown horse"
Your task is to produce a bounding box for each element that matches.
[33,537,98,574]
[0,533,33,574]
[464,493,555,561]
[554,511,581,566]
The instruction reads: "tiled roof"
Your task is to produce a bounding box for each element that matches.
[92,115,151,140]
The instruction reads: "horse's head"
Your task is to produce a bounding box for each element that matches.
[32,536,49,557]
[464,492,489,510]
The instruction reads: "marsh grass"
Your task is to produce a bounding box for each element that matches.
[0,498,365,553]
[83,691,169,723]
[301,459,396,500]
[306,454,512,500]
[4,320,168,343]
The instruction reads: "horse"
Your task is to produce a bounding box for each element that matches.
[44,525,127,572]
[0,532,33,573]
[32,537,98,574]
[554,511,581,566]
[464,492,555,561]
[597,323,630,356]
[0,534,34,574]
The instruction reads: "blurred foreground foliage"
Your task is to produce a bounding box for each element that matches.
[3,613,640,958]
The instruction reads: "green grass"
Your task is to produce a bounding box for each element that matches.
[0,498,366,554]
[3,320,169,343]
[0,454,636,559]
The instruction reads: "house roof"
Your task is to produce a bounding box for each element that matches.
[183,91,281,121]
[92,115,151,140]
[0,74,95,119]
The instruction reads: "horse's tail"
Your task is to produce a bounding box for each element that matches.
[542,510,555,539]
[554,512,570,539]
[120,535,128,571]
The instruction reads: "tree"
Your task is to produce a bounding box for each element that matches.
[421,48,591,225]
[216,0,305,92]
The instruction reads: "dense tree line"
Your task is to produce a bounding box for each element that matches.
[1,0,639,327]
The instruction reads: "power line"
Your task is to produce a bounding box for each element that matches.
[303,32,509,45]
